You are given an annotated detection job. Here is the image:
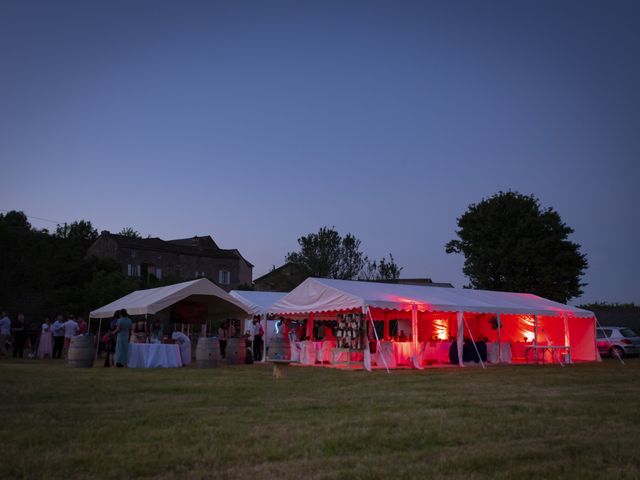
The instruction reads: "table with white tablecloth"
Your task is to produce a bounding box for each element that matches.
[314,341,334,363]
[423,341,453,364]
[294,341,317,365]
[486,342,512,364]
[128,343,183,368]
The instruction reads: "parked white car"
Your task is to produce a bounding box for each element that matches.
[596,326,640,358]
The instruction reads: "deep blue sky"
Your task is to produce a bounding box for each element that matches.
[1,1,638,304]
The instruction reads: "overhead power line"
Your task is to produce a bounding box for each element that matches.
[0,208,65,225]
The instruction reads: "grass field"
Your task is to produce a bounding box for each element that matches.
[1,359,639,479]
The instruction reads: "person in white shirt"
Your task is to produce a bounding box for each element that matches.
[63,315,79,358]
[51,315,66,359]
[0,311,11,358]
[171,331,191,366]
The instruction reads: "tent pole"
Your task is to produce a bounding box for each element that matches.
[497,313,502,363]
[367,307,389,374]
[533,314,539,364]
[456,312,464,367]
[263,313,268,362]
[383,312,389,340]
[463,316,485,369]
[562,312,572,364]
[94,318,102,363]
[411,304,420,369]
[307,312,314,340]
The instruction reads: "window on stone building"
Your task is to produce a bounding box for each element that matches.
[156,268,162,280]
[127,264,141,277]
[218,270,231,285]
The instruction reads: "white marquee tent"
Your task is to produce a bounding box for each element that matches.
[90,278,251,319]
[269,278,599,367]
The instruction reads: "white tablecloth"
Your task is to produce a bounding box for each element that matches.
[128,343,183,368]
[486,342,512,364]
[295,341,316,365]
[315,341,334,363]
[423,341,453,364]
[374,342,396,368]
[393,342,413,366]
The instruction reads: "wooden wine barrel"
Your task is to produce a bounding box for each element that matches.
[67,335,94,368]
[267,333,291,361]
[195,337,220,368]
[226,337,246,365]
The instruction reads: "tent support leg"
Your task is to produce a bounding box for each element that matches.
[594,316,625,365]
[367,307,390,374]
[497,313,502,363]
[463,317,485,369]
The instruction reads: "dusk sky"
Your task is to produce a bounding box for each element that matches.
[1,1,638,304]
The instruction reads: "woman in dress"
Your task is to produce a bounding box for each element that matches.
[37,317,53,359]
[114,309,132,368]
[104,311,120,367]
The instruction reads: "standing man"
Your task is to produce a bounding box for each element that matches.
[251,316,264,362]
[0,311,11,358]
[63,315,79,358]
[12,313,27,358]
[52,315,66,359]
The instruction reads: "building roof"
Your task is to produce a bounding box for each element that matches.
[102,232,254,267]
[253,262,308,283]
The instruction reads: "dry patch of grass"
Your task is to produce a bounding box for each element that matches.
[0,359,639,479]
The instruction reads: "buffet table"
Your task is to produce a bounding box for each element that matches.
[486,342,512,364]
[423,341,453,364]
[128,343,182,368]
[293,341,337,365]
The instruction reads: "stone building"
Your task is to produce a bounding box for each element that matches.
[253,262,310,292]
[87,232,253,291]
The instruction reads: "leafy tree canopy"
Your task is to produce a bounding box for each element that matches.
[446,191,588,303]
[286,227,402,281]
[118,227,142,238]
[359,254,403,281]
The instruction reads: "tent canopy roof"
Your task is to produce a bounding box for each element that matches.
[229,290,287,316]
[269,278,594,318]
[89,278,251,319]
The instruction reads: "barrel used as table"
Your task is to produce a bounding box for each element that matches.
[226,337,246,365]
[195,337,220,368]
[67,335,94,368]
[267,333,291,361]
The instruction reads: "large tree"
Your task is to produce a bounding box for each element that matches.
[286,227,403,281]
[445,191,588,303]
[286,227,364,279]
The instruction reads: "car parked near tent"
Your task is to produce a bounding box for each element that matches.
[596,326,640,358]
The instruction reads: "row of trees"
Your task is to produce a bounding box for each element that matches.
[0,211,163,317]
[1,190,590,318]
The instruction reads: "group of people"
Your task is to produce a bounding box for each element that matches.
[0,310,88,360]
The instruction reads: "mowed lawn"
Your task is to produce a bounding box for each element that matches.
[1,359,639,479]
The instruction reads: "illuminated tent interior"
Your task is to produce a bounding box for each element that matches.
[269,278,598,367]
